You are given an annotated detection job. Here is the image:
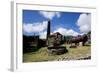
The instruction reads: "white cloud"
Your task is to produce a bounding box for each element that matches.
[77,13,91,33]
[23,21,48,33]
[39,11,61,20]
[53,27,67,35]
[53,27,79,36]
[66,29,79,36]
[39,27,79,39]
[39,31,47,39]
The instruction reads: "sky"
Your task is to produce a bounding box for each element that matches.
[23,10,91,39]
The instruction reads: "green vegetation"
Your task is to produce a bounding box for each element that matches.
[23,44,91,63]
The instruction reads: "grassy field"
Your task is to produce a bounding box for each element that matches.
[23,44,91,63]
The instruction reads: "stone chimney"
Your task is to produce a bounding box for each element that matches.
[46,20,51,46]
[47,20,50,39]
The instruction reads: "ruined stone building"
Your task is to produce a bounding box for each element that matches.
[46,20,64,47]
[47,32,64,47]
[23,35,39,53]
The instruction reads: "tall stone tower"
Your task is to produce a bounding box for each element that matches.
[47,20,50,39]
[46,20,51,46]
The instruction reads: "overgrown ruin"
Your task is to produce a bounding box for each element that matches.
[46,20,68,55]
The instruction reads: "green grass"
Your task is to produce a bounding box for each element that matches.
[23,44,91,63]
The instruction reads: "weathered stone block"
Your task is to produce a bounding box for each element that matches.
[48,46,68,55]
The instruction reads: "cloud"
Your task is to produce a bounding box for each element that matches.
[77,13,91,33]
[53,27,79,36]
[39,11,61,20]
[39,27,79,39]
[39,31,47,39]
[23,21,48,33]
[53,27,67,35]
[66,29,79,36]
[38,27,80,39]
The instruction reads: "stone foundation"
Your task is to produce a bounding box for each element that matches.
[48,46,68,55]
